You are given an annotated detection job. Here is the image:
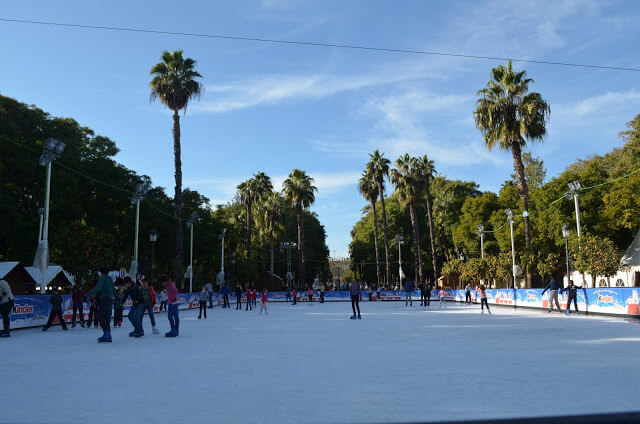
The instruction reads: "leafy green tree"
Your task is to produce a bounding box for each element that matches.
[461,258,488,284]
[570,234,620,287]
[511,152,547,189]
[416,155,439,280]
[367,150,391,284]
[474,61,550,252]
[390,154,423,285]
[283,169,317,288]
[150,50,203,286]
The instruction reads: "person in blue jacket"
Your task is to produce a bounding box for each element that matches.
[221,283,231,309]
[404,280,414,307]
[542,278,563,313]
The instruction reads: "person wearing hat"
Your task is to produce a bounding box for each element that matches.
[0,279,14,337]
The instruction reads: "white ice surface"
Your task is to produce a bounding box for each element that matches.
[4,302,640,424]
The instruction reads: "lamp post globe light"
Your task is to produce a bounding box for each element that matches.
[34,138,66,294]
[505,209,518,288]
[129,182,150,279]
[564,180,582,238]
[149,229,158,284]
[186,212,198,293]
[477,224,485,259]
[395,235,405,286]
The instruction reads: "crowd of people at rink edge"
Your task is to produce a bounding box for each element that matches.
[0,272,587,339]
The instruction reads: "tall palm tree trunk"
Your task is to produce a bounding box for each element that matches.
[172,109,184,287]
[270,238,274,291]
[297,207,306,289]
[246,202,252,260]
[370,199,382,287]
[425,183,438,282]
[511,142,532,287]
[409,201,423,286]
[377,182,391,285]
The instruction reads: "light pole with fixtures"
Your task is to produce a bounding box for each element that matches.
[564,181,582,238]
[186,212,198,293]
[280,242,296,289]
[130,182,150,279]
[477,224,485,259]
[395,235,405,287]
[506,209,517,288]
[217,228,227,285]
[562,224,570,284]
[149,229,158,284]
[34,138,66,293]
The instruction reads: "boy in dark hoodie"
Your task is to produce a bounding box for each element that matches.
[114,287,125,327]
[121,277,145,337]
[43,288,68,331]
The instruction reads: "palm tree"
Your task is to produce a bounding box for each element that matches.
[390,154,423,286]
[282,169,317,289]
[416,155,438,282]
[366,150,391,285]
[237,179,257,261]
[474,61,550,251]
[258,191,285,290]
[150,49,203,286]
[250,172,273,271]
[358,170,382,287]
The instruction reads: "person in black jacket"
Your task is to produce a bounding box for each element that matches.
[423,283,433,308]
[542,278,563,313]
[561,280,582,314]
[121,277,145,337]
[235,285,243,310]
[43,288,68,331]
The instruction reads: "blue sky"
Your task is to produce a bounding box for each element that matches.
[1,0,640,257]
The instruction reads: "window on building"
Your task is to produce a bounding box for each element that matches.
[615,279,625,287]
[598,279,607,287]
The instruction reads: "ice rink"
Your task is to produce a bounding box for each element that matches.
[4,301,640,423]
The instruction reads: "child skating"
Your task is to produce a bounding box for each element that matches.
[438,287,447,309]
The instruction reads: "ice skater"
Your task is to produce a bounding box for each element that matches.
[113,287,124,327]
[252,287,258,308]
[121,277,145,338]
[205,282,214,308]
[259,289,268,314]
[0,279,14,337]
[285,287,291,302]
[43,288,68,331]
[235,285,243,310]
[307,287,313,304]
[141,278,159,334]
[71,284,85,328]
[86,295,99,328]
[221,283,231,309]
[85,268,116,343]
[292,288,297,305]
[438,287,447,309]
[423,283,433,308]
[198,286,207,319]
[320,284,325,303]
[159,288,168,312]
[542,278,562,313]
[477,285,491,314]
[245,287,253,311]
[376,285,382,301]
[160,275,180,337]
[350,281,361,319]
[404,280,414,307]
[561,280,582,315]
[465,284,472,304]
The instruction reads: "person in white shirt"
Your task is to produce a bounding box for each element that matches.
[0,279,15,337]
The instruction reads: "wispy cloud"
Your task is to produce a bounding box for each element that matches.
[555,90,640,119]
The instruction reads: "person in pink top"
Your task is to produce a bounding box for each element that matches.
[438,287,447,309]
[259,289,268,315]
[159,274,180,337]
[477,285,491,314]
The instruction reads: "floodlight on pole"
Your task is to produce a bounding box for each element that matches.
[186,212,198,293]
[506,209,517,288]
[129,182,150,279]
[34,138,66,294]
[149,229,158,283]
[280,242,297,288]
[395,235,405,284]
[562,223,570,282]
[564,180,582,238]
[477,224,485,259]
[217,228,227,285]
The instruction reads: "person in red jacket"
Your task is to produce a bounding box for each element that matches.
[259,289,268,315]
[86,295,99,328]
[292,288,297,305]
[71,285,85,328]
[252,288,258,308]
[307,287,313,304]
[245,286,253,311]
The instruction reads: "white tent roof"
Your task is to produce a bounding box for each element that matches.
[24,265,75,286]
[621,230,640,269]
[0,262,20,279]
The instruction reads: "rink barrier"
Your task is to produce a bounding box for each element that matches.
[8,287,640,328]
[409,411,640,424]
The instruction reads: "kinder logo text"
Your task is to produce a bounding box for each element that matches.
[12,303,34,315]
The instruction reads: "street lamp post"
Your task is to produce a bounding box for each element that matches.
[564,181,582,238]
[231,256,236,288]
[34,138,66,294]
[149,229,158,284]
[186,212,198,293]
[395,235,404,287]
[562,224,570,284]
[217,228,227,285]
[280,242,296,289]
[506,209,517,288]
[477,224,485,259]
[130,183,150,279]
